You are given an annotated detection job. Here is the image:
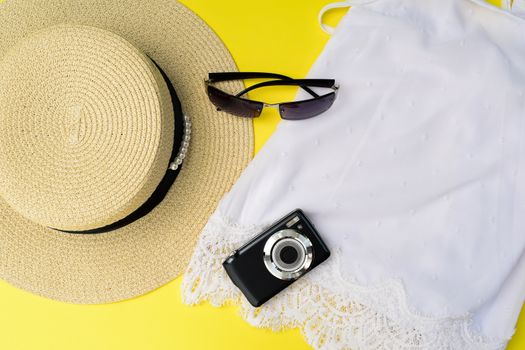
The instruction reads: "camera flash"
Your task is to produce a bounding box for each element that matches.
[286,216,300,228]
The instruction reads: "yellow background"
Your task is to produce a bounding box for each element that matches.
[0,0,523,349]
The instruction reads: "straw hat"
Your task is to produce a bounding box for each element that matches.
[0,0,253,303]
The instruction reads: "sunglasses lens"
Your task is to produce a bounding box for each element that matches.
[207,86,263,118]
[279,92,336,120]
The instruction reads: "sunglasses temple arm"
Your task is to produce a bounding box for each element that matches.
[208,72,320,98]
[235,79,336,98]
[208,72,293,82]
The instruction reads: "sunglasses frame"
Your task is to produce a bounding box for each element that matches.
[205,72,339,120]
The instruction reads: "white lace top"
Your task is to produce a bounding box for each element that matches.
[183,0,525,349]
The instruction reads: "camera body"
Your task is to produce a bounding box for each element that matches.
[223,209,330,307]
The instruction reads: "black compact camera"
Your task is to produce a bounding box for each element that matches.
[223,209,330,307]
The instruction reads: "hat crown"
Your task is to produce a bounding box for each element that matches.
[0,25,174,231]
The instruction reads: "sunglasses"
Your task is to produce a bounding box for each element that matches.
[205,72,339,120]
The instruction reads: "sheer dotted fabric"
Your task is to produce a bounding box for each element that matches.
[183,0,525,348]
[503,0,525,17]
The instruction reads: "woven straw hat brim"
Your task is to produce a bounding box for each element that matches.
[0,0,253,303]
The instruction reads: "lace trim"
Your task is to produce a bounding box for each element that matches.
[182,211,508,350]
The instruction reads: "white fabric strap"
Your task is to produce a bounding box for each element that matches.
[318,1,352,34]
[319,0,380,34]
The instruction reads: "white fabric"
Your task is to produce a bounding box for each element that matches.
[511,0,525,17]
[183,0,525,349]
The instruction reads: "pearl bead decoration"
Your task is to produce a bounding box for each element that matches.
[169,114,192,171]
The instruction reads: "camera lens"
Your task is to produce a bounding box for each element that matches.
[263,229,313,281]
[271,238,306,272]
[280,246,298,264]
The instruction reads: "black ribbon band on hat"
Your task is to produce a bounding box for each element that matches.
[55,60,184,234]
